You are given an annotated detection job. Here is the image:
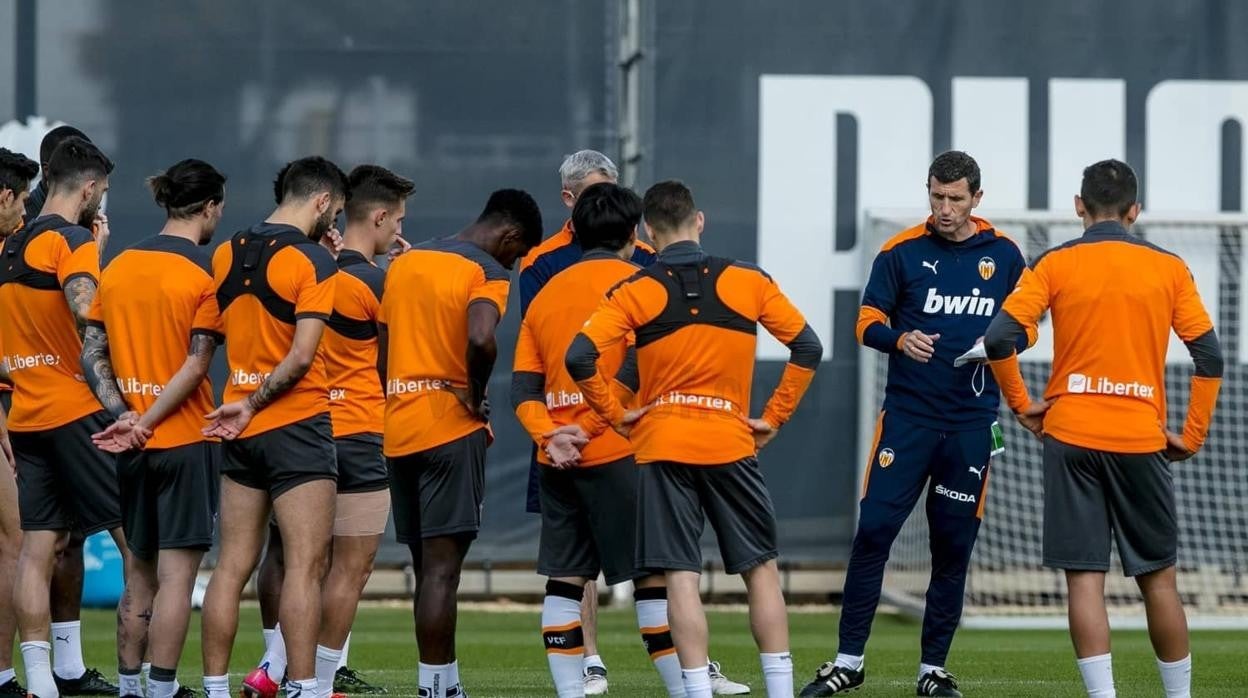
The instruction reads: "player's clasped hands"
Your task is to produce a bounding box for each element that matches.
[542,424,591,469]
[92,411,153,453]
[203,399,257,440]
[902,329,941,363]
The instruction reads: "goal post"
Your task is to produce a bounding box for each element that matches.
[858,208,1248,629]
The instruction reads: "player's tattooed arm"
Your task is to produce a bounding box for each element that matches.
[80,325,129,419]
[245,316,325,413]
[63,275,99,339]
[135,332,220,432]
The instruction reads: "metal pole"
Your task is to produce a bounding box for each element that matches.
[15,0,36,120]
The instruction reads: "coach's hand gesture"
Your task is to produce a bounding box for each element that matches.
[203,400,256,440]
[902,330,941,363]
[1164,430,1196,462]
[1014,399,1051,439]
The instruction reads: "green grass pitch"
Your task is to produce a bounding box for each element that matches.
[63,605,1244,696]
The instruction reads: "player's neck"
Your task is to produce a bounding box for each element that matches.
[266,203,315,237]
[1083,216,1130,231]
[655,231,699,252]
[39,195,83,226]
[159,219,203,244]
[341,227,376,259]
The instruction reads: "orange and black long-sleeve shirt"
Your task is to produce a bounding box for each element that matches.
[511,250,639,467]
[379,236,511,458]
[0,214,102,431]
[323,249,385,438]
[85,235,222,449]
[213,222,337,438]
[565,241,822,465]
[985,220,1223,453]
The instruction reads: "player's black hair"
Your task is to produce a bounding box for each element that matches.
[572,182,642,253]
[477,188,543,247]
[44,137,113,194]
[928,150,981,194]
[0,148,40,195]
[274,156,349,204]
[642,179,697,234]
[147,159,226,220]
[1080,159,1138,218]
[346,165,415,222]
[39,125,89,167]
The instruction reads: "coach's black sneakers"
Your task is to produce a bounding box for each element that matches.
[916,669,962,697]
[799,662,865,696]
[334,667,387,695]
[55,668,119,696]
[0,677,24,696]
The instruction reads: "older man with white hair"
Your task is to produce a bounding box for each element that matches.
[517,150,748,696]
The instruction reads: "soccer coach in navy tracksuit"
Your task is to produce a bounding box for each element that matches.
[800,152,1034,698]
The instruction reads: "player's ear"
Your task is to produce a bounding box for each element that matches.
[695,210,705,234]
[373,207,388,228]
[314,191,332,214]
[561,188,576,209]
[1073,195,1087,219]
[1125,202,1141,226]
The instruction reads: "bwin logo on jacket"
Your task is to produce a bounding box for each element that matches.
[922,287,996,316]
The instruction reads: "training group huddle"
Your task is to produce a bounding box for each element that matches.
[0,128,1222,698]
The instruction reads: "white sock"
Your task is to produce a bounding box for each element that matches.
[21,641,57,698]
[681,665,712,698]
[285,677,316,698]
[1076,654,1116,697]
[140,664,151,689]
[314,647,342,698]
[582,654,605,673]
[337,634,350,671]
[445,661,462,695]
[918,662,944,683]
[1157,655,1191,698]
[261,625,288,682]
[263,628,276,651]
[418,663,450,698]
[760,652,793,698]
[835,653,864,671]
[119,670,142,697]
[50,621,86,680]
[0,668,15,685]
[147,666,179,698]
[542,593,584,698]
[636,596,682,697]
[202,675,229,698]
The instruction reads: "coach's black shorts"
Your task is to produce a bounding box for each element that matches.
[1042,436,1177,577]
[637,458,778,575]
[388,428,487,544]
[119,441,218,560]
[335,433,390,494]
[12,411,121,535]
[538,456,645,585]
[222,413,336,499]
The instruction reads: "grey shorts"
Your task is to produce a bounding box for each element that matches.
[12,411,121,535]
[388,428,487,544]
[538,456,644,585]
[222,413,337,500]
[119,441,219,560]
[637,458,778,575]
[1043,436,1177,577]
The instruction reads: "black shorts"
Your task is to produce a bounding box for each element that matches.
[0,391,11,413]
[119,441,219,560]
[335,433,389,494]
[389,428,487,544]
[538,456,644,585]
[637,458,778,575]
[12,411,121,535]
[222,413,337,499]
[1042,436,1177,577]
